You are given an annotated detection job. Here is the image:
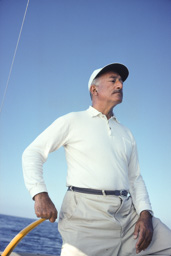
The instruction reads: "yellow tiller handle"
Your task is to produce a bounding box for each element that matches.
[1,218,46,256]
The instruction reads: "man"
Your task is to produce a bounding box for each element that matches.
[22,63,171,256]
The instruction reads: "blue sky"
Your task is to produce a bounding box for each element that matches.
[0,0,171,228]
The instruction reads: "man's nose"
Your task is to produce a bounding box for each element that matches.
[115,79,123,89]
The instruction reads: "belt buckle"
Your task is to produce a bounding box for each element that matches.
[120,190,126,196]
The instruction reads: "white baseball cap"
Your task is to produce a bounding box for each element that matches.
[88,63,129,91]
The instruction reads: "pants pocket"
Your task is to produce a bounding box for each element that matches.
[59,191,79,221]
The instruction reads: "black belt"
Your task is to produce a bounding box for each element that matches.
[68,186,129,197]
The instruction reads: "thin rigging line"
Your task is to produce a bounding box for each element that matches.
[0,0,30,114]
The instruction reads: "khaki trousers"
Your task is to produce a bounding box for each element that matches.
[58,191,171,256]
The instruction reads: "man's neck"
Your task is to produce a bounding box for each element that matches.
[92,103,114,119]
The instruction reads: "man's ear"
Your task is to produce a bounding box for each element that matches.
[90,85,98,96]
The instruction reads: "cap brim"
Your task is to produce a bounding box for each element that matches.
[95,63,129,82]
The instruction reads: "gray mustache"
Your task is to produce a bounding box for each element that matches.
[112,90,123,94]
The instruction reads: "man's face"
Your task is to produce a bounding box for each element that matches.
[94,71,123,106]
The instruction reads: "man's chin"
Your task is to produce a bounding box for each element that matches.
[113,99,123,107]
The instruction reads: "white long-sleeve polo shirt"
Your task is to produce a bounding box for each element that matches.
[22,106,152,215]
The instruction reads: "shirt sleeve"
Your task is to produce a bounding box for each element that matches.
[128,134,153,215]
[22,114,70,198]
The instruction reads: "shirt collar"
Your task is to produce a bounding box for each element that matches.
[87,106,119,123]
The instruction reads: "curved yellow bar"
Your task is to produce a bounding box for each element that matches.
[2,218,46,256]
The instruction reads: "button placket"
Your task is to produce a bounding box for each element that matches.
[100,114,112,135]
[108,119,113,136]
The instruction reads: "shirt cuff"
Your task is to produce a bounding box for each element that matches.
[29,183,48,199]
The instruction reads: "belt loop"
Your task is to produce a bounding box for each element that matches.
[70,186,73,191]
[102,190,106,196]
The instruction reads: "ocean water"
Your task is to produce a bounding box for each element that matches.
[0,214,62,255]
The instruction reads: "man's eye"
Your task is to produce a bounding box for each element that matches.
[111,78,123,84]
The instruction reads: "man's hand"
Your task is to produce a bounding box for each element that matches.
[134,210,153,254]
[34,192,58,223]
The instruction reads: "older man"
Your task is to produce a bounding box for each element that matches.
[22,63,171,256]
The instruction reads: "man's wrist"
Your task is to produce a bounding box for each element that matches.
[140,210,153,218]
[33,192,49,201]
